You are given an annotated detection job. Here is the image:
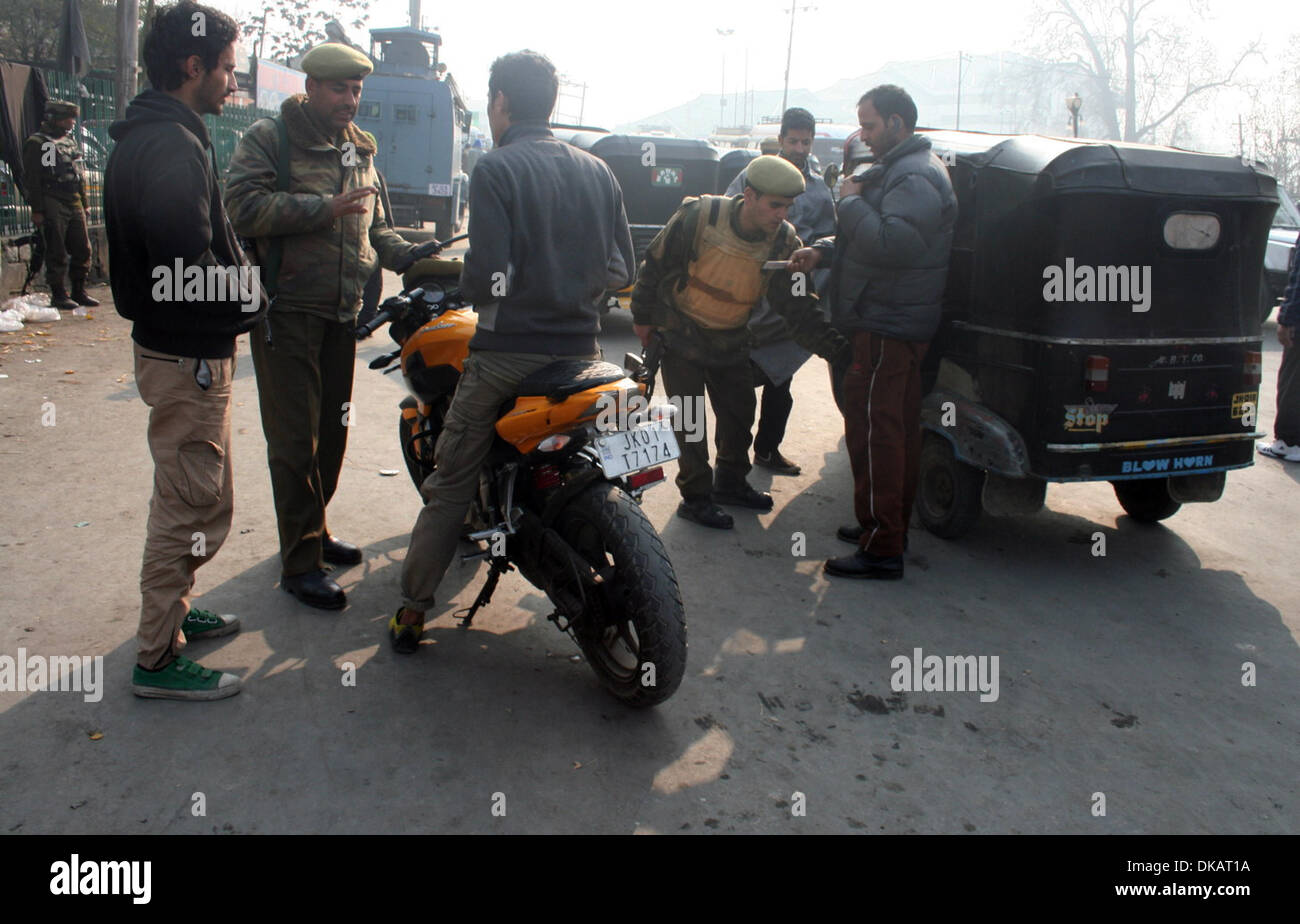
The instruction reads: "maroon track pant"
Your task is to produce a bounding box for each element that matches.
[842,331,928,557]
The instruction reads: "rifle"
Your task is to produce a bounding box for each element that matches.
[4,231,45,296]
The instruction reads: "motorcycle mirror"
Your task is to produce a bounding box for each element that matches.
[368,350,400,370]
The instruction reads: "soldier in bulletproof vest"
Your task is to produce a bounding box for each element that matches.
[22,99,97,310]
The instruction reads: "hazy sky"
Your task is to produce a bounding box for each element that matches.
[225,0,1295,133]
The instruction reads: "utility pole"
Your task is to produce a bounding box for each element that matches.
[717,28,734,130]
[255,9,269,61]
[781,4,815,116]
[115,0,139,118]
[956,51,971,130]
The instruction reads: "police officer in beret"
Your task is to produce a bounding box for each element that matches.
[22,99,97,311]
[630,155,850,529]
[226,42,420,609]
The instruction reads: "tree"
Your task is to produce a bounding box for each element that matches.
[1028,0,1260,144]
[1245,38,1300,197]
[240,1,374,66]
[0,0,117,69]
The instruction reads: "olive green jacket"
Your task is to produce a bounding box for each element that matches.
[224,94,417,321]
[21,124,87,213]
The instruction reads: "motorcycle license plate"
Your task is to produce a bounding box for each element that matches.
[593,423,680,478]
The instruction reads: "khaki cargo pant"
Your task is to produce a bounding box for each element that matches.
[40,195,91,289]
[401,349,597,613]
[133,342,235,669]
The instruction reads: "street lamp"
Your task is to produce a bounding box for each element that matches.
[781,4,816,116]
[1066,92,1082,138]
[717,28,734,130]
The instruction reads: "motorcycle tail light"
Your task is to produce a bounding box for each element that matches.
[627,466,665,489]
[537,434,572,452]
[1244,351,1262,386]
[533,465,561,490]
[1084,355,1109,392]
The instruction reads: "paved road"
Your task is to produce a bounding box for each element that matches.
[0,273,1296,834]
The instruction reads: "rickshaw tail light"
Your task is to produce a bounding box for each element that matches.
[1245,351,1262,386]
[1084,355,1110,392]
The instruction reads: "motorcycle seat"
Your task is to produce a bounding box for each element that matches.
[515,360,627,402]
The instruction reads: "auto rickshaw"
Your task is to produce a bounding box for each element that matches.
[716,148,759,194]
[551,127,719,276]
[912,129,1277,537]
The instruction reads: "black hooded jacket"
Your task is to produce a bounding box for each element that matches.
[105,89,267,358]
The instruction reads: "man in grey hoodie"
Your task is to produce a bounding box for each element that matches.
[791,85,957,580]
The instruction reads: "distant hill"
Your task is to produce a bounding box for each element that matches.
[615,52,1099,143]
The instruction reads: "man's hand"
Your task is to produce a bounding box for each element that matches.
[329,186,378,219]
[1280,324,1295,349]
[839,176,863,198]
[789,247,822,275]
[31,212,44,227]
[633,323,656,347]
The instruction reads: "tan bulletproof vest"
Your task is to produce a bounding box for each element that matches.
[678,196,785,330]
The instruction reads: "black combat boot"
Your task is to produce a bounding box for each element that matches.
[70,276,99,307]
[49,284,78,311]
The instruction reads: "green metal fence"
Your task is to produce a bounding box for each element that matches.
[1,68,277,239]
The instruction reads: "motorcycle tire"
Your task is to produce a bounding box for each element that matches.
[555,482,687,707]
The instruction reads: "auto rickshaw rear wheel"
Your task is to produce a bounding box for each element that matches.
[916,432,984,539]
[1111,479,1182,522]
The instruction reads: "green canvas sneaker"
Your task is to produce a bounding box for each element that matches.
[132,656,241,701]
[181,608,240,641]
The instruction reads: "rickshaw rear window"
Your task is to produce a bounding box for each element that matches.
[1163,212,1220,250]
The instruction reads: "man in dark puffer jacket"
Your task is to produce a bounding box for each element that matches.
[791,84,957,580]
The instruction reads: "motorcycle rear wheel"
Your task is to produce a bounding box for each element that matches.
[554,482,687,707]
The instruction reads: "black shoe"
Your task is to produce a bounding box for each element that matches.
[837,524,865,545]
[322,534,363,566]
[676,499,734,529]
[824,550,904,580]
[71,287,99,307]
[49,288,78,311]
[713,480,774,510]
[836,524,908,552]
[281,570,347,609]
[754,448,802,476]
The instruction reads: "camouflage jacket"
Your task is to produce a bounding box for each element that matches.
[21,125,87,212]
[224,94,417,321]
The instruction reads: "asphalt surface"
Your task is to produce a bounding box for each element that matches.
[0,269,1296,834]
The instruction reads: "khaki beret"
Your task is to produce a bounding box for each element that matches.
[45,99,78,119]
[301,43,373,80]
[746,154,805,197]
